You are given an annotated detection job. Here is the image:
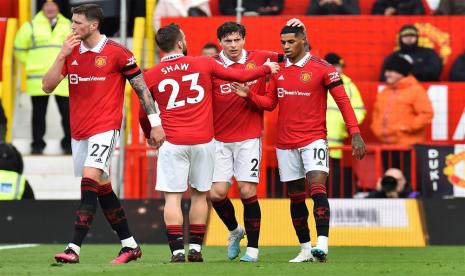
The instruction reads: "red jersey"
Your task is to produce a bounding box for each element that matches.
[140,54,271,145]
[61,35,141,140]
[248,53,360,149]
[212,50,282,142]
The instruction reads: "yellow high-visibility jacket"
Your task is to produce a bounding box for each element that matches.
[14,12,70,96]
[326,74,366,159]
[0,170,26,200]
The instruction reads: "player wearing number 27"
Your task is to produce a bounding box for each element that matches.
[234,25,366,263]
[42,4,165,264]
[139,23,279,262]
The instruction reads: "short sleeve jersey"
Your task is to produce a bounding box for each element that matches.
[212,50,281,142]
[140,54,271,145]
[61,35,141,140]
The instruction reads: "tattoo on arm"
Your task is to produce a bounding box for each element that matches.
[129,73,157,115]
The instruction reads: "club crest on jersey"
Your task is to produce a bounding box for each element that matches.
[245,62,256,70]
[95,56,107,68]
[300,71,312,83]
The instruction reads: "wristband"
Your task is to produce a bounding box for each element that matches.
[148,113,162,127]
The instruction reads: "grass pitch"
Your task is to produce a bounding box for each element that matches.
[0,245,464,276]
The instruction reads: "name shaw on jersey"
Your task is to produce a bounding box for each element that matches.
[161,63,189,75]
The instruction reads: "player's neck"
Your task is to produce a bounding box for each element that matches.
[82,32,103,50]
[288,51,307,64]
[164,49,184,57]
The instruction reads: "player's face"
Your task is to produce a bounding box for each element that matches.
[71,13,98,40]
[384,70,404,85]
[400,35,417,46]
[280,33,305,60]
[219,32,245,61]
[201,48,218,57]
[42,2,59,20]
[180,30,188,56]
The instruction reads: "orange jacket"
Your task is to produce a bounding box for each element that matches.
[371,75,433,145]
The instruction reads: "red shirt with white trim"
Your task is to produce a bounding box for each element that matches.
[61,35,141,140]
[140,54,271,145]
[212,49,281,142]
[248,53,360,149]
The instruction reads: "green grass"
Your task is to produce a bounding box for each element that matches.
[0,245,464,276]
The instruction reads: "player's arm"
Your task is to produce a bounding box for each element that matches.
[325,68,365,160]
[42,34,80,93]
[232,76,278,111]
[208,57,279,82]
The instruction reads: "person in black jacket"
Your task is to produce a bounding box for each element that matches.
[372,0,425,15]
[380,24,443,82]
[307,0,360,15]
[219,0,283,15]
[450,52,465,81]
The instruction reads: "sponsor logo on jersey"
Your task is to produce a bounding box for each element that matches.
[250,172,258,177]
[300,71,312,83]
[277,87,311,97]
[245,61,256,70]
[69,74,106,84]
[95,157,103,163]
[317,161,324,166]
[126,56,136,66]
[95,56,107,68]
[71,60,78,66]
[220,83,232,94]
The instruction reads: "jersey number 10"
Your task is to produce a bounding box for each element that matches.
[158,72,205,110]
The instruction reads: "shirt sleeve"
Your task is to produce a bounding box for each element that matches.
[119,48,142,80]
[264,51,284,63]
[208,57,271,82]
[325,67,359,134]
[247,74,278,111]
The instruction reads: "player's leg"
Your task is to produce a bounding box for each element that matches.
[187,187,208,262]
[235,138,262,262]
[156,141,190,262]
[211,141,244,259]
[301,139,330,262]
[276,148,314,263]
[187,140,215,262]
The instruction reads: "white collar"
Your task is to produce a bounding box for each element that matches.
[220,49,247,67]
[161,53,184,62]
[79,35,108,54]
[285,52,311,68]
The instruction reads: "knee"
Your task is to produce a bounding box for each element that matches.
[239,183,256,199]
[210,183,228,201]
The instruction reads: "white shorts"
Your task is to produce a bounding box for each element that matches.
[212,138,261,184]
[156,139,215,192]
[276,139,329,182]
[72,130,119,180]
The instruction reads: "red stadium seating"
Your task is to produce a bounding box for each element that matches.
[0,18,7,81]
[0,0,18,18]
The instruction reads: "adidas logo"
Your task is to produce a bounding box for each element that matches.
[250,172,257,177]
[95,157,102,163]
[71,60,78,66]
[278,75,284,80]
[316,161,324,166]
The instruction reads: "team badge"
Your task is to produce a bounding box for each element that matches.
[300,71,312,82]
[245,62,256,70]
[95,56,107,68]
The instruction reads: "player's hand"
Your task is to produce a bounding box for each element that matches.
[351,133,366,160]
[286,18,306,31]
[149,125,165,149]
[60,34,81,58]
[264,58,280,74]
[231,82,250,98]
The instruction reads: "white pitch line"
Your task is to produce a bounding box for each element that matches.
[0,244,39,250]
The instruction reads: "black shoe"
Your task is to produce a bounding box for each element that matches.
[63,147,72,155]
[170,252,186,263]
[187,249,203,262]
[31,148,44,155]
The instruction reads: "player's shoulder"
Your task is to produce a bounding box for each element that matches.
[106,39,132,54]
[247,50,278,60]
[308,55,332,68]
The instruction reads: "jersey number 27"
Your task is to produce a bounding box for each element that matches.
[158,72,204,110]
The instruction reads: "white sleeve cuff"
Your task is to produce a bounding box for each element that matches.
[148,113,162,127]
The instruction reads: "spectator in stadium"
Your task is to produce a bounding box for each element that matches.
[139,23,278,263]
[153,0,211,30]
[435,0,465,15]
[0,143,34,200]
[367,168,417,198]
[42,3,165,264]
[14,0,71,155]
[372,0,425,15]
[449,51,465,81]
[380,24,443,82]
[219,0,284,16]
[234,24,366,263]
[372,54,433,184]
[324,53,366,198]
[307,0,360,15]
[0,102,6,142]
[201,42,219,57]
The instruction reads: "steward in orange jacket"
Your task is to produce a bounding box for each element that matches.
[371,54,433,145]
